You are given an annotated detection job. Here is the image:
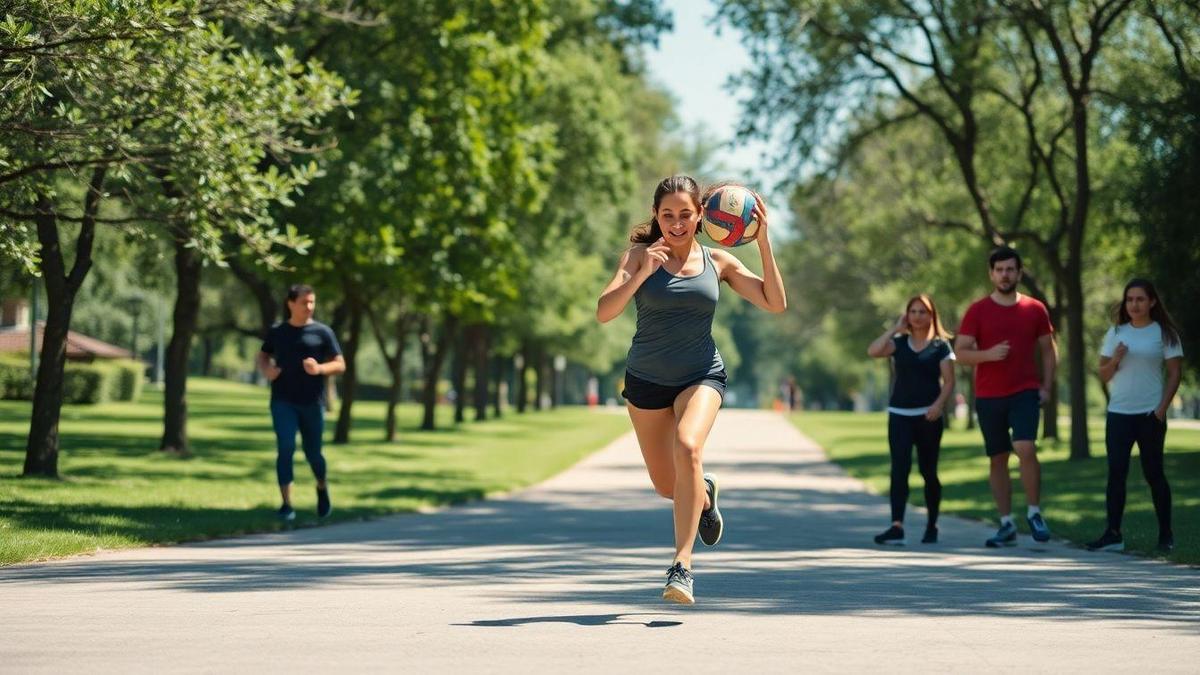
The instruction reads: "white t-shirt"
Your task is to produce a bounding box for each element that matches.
[1100,322,1183,414]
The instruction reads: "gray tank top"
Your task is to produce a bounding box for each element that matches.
[625,245,725,386]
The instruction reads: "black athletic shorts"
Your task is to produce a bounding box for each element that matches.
[975,389,1041,456]
[622,369,727,410]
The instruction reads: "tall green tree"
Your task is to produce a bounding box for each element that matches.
[0,2,351,472]
[722,0,1150,457]
[1120,2,1200,376]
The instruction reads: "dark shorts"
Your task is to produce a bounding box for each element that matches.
[622,370,727,410]
[976,389,1041,456]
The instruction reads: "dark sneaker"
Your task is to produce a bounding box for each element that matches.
[317,486,332,519]
[986,521,1018,548]
[662,562,694,605]
[873,525,906,546]
[697,473,723,546]
[1027,512,1051,542]
[921,525,938,544]
[1157,533,1175,553]
[277,504,296,522]
[1085,529,1124,552]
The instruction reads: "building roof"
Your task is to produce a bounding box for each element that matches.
[0,321,133,360]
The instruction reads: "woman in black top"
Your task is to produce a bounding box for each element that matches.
[866,294,956,545]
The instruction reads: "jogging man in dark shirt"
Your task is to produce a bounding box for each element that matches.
[256,284,346,521]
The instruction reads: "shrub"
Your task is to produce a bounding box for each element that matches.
[62,363,111,404]
[0,357,145,404]
[0,357,34,400]
[106,359,146,402]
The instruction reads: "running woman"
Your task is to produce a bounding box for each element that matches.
[955,247,1057,548]
[1087,279,1183,554]
[596,175,786,604]
[867,294,956,546]
[257,284,346,521]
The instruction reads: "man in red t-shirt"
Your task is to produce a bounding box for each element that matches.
[956,247,1057,548]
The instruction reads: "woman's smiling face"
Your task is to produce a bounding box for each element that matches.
[655,191,701,245]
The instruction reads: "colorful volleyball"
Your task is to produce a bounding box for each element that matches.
[702,185,760,247]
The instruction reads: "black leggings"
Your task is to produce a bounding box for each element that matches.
[1106,412,1171,533]
[888,413,943,525]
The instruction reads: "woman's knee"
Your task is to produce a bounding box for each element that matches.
[674,435,703,466]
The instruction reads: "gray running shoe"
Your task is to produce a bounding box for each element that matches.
[662,562,695,605]
[698,473,724,546]
[986,521,1018,548]
[277,504,296,522]
[1027,512,1051,542]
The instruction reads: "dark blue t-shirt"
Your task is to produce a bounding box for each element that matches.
[261,321,342,405]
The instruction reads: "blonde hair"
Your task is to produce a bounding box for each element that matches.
[904,294,952,340]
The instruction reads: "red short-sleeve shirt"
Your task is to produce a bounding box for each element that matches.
[958,295,1054,398]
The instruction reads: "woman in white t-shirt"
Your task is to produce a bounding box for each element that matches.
[1087,279,1184,554]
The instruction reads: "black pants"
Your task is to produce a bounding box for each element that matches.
[1106,412,1171,533]
[888,413,943,525]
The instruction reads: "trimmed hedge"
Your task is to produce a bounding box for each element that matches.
[0,357,145,404]
[0,357,34,400]
[106,359,145,402]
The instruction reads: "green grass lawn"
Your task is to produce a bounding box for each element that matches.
[0,377,631,566]
[789,411,1200,566]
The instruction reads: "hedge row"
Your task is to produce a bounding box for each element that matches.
[0,357,145,404]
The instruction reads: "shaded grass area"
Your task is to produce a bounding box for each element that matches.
[789,412,1200,566]
[0,378,631,566]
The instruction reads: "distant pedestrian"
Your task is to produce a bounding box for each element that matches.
[955,247,1057,548]
[867,294,956,546]
[257,284,346,521]
[1087,279,1183,554]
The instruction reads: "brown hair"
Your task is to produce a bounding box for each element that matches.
[1115,278,1182,347]
[904,294,952,340]
[629,175,702,244]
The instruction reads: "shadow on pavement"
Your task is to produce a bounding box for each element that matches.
[3,454,1199,632]
[454,613,682,628]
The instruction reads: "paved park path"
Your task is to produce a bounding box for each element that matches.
[4,410,1199,673]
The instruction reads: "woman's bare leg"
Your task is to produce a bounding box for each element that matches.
[670,385,722,569]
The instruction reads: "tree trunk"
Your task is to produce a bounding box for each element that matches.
[534,347,547,411]
[24,176,104,477]
[160,229,203,454]
[1065,274,1090,459]
[1065,75,1093,459]
[384,314,407,442]
[1042,285,1064,440]
[452,324,468,424]
[200,336,214,376]
[550,357,560,409]
[472,325,490,422]
[367,303,408,443]
[421,313,458,430]
[227,256,279,337]
[25,297,72,477]
[516,341,530,413]
[333,290,362,444]
[491,353,504,419]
